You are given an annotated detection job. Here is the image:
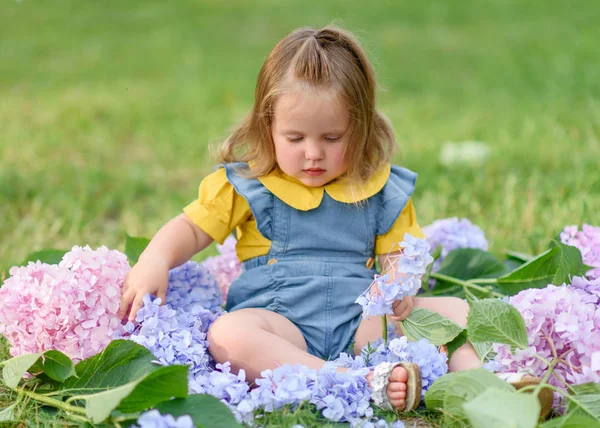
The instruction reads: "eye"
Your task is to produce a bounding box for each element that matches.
[287,136,303,142]
[324,136,340,142]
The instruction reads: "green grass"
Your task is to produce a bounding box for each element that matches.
[1,0,599,425]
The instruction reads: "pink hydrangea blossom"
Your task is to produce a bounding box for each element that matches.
[0,246,130,362]
[560,224,600,280]
[493,279,600,407]
[201,236,242,304]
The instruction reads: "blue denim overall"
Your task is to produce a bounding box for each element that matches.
[223,163,416,360]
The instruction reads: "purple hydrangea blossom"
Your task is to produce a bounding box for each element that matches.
[125,294,218,381]
[423,217,488,272]
[189,362,253,424]
[250,364,316,412]
[493,280,600,408]
[201,236,242,304]
[570,276,600,304]
[560,224,600,281]
[356,234,433,318]
[311,363,372,424]
[134,410,194,428]
[168,261,222,312]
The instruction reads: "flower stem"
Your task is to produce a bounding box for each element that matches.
[469,278,498,285]
[12,386,88,418]
[429,272,504,298]
[381,315,388,346]
[421,245,442,293]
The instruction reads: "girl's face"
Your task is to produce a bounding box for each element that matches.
[271,89,350,187]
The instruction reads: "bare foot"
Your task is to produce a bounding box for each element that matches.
[366,365,409,410]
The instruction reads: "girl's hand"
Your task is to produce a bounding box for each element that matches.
[119,255,170,322]
[391,296,414,321]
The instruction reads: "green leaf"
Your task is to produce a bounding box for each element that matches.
[472,341,497,362]
[438,369,515,426]
[463,388,540,428]
[540,413,600,428]
[505,250,534,263]
[23,249,67,265]
[432,249,505,297]
[1,353,43,388]
[60,341,160,393]
[571,382,600,395]
[496,242,588,295]
[0,404,16,422]
[124,234,150,265]
[156,395,241,428]
[400,307,463,346]
[424,372,461,411]
[0,350,73,387]
[567,392,600,421]
[445,330,468,359]
[467,299,528,351]
[70,365,189,423]
[28,350,77,383]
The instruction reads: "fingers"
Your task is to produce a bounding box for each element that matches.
[119,288,135,319]
[396,305,413,320]
[129,295,144,322]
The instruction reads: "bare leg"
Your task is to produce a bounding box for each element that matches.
[413,297,481,372]
[208,308,407,409]
[208,308,322,381]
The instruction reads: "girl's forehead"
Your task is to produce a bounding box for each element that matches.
[273,90,349,129]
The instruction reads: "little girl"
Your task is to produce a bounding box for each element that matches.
[119,26,492,412]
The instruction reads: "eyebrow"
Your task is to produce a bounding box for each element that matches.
[280,129,347,135]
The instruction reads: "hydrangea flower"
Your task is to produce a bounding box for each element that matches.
[201,236,242,304]
[311,363,372,424]
[356,234,433,317]
[190,362,253,424]
[134,409,194,428]
[492,280,600,407]
[168,261,222,312]
[423,217,488,272]
[0,246,130,361]
[250,364,316,412]
[570,276,600,305]
[560,224,600,281]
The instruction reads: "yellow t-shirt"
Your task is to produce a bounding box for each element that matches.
[184,164,424,261]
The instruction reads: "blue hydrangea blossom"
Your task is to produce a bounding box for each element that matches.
[356,234,433,318]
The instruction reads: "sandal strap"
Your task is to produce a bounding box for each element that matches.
[371,361,400,411]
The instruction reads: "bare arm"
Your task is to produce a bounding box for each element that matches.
[139,213,213,269]
[119,213,214,321]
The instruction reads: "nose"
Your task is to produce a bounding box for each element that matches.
[305,140,324,160]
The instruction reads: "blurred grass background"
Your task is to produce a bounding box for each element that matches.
[1,0,599,274]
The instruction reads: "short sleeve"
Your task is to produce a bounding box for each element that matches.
[375,198,425,254]
[183,168,251,244]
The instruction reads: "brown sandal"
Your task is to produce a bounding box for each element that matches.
[371,361,422,412]
[498,373,553,421]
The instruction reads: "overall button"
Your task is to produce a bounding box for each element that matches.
[365,257,375,269]
[267,258,278,265]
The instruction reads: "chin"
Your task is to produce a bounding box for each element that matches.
[299,176,332,187]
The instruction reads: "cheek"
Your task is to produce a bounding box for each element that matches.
[330,145,349,166]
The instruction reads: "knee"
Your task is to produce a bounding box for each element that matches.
[207,312,249,362]
[445,297,470,327]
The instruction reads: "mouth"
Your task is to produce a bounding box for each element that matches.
[303,168,325,177]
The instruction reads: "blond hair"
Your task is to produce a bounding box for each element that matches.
[219,25,396,184]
